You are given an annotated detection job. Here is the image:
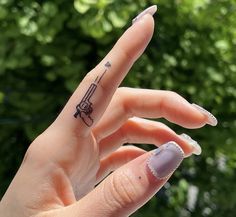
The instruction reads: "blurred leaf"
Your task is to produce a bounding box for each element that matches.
[74,0,90,14]
[1,0,236,216]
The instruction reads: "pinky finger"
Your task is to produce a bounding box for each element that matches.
[96,145,146,183]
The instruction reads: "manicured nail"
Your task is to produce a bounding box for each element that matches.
[132,5,157,25]
[192,103,218,126]
[180,133,202,156]
[147,142,184,180]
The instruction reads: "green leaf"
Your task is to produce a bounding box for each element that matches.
[41,55,56,66]
[74,0,90,14]
[108,11,126,28]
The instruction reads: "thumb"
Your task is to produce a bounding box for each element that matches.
[59,142,184,217]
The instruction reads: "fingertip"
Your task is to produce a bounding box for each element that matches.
[146,142,184,186]
[115,14,155,62]
[180,102,207,129]
[163,95,207,129]
[132,5,157,25]
[132,13,155,40]
[191,103,218,127]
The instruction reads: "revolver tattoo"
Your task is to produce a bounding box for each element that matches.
[74,61,111,126]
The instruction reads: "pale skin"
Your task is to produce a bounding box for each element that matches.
[0,15,210,217]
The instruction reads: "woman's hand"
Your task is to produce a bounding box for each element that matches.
[0,6,217,217]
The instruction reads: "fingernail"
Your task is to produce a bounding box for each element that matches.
[132,5,157,25]
[180,133,202,156]
[147,142,184,180]
[192,103,218,126]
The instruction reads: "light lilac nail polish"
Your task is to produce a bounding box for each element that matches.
[132,5,157,25]
[192,103,218,126]
[147,142,184,180]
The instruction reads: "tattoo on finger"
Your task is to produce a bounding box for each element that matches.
[74,61,111,126]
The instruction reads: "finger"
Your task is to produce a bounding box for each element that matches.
[55,142,185,217]
[55,11,156,136]
[98,117,201,159]
[96,145,146,183]
[93,88,218,141]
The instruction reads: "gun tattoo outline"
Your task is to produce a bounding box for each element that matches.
[74,61,111,126]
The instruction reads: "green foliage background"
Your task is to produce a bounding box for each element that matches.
[0,0,236,216]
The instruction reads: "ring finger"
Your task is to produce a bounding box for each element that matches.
[98,117,202,158]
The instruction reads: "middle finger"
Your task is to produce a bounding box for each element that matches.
[93,88,216,141]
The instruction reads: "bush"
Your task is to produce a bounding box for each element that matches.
[1,0,236,216]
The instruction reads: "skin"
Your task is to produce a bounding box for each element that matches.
[0,14,209,217]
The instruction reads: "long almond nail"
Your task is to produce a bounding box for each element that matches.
[192,103,218,126]
[147,142,184,180]
[132,5,157,25]
[180,133,202,156]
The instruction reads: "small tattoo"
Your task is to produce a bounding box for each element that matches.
[74,61,111,126]
[105,61,111,68]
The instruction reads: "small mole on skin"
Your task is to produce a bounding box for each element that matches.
[138,176,142,180]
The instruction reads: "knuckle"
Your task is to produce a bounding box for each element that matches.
[119,124,130,144]
[115,87,130,98]
[22,139,40,164]
[22,145,33,164]
[22,132,51,165]
[115,87,133,119]
[119,46,134,61]
[105,171,138,210]
[98,79,109,95]
[166,90,180,98]
[123,100,133,119]
[84,69,109,95]
[83,69,97,83]
[159,90,180,114]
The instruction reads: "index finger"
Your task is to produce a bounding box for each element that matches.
[55,6,157,136]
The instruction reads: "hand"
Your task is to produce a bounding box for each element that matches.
[0,6,217,217]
